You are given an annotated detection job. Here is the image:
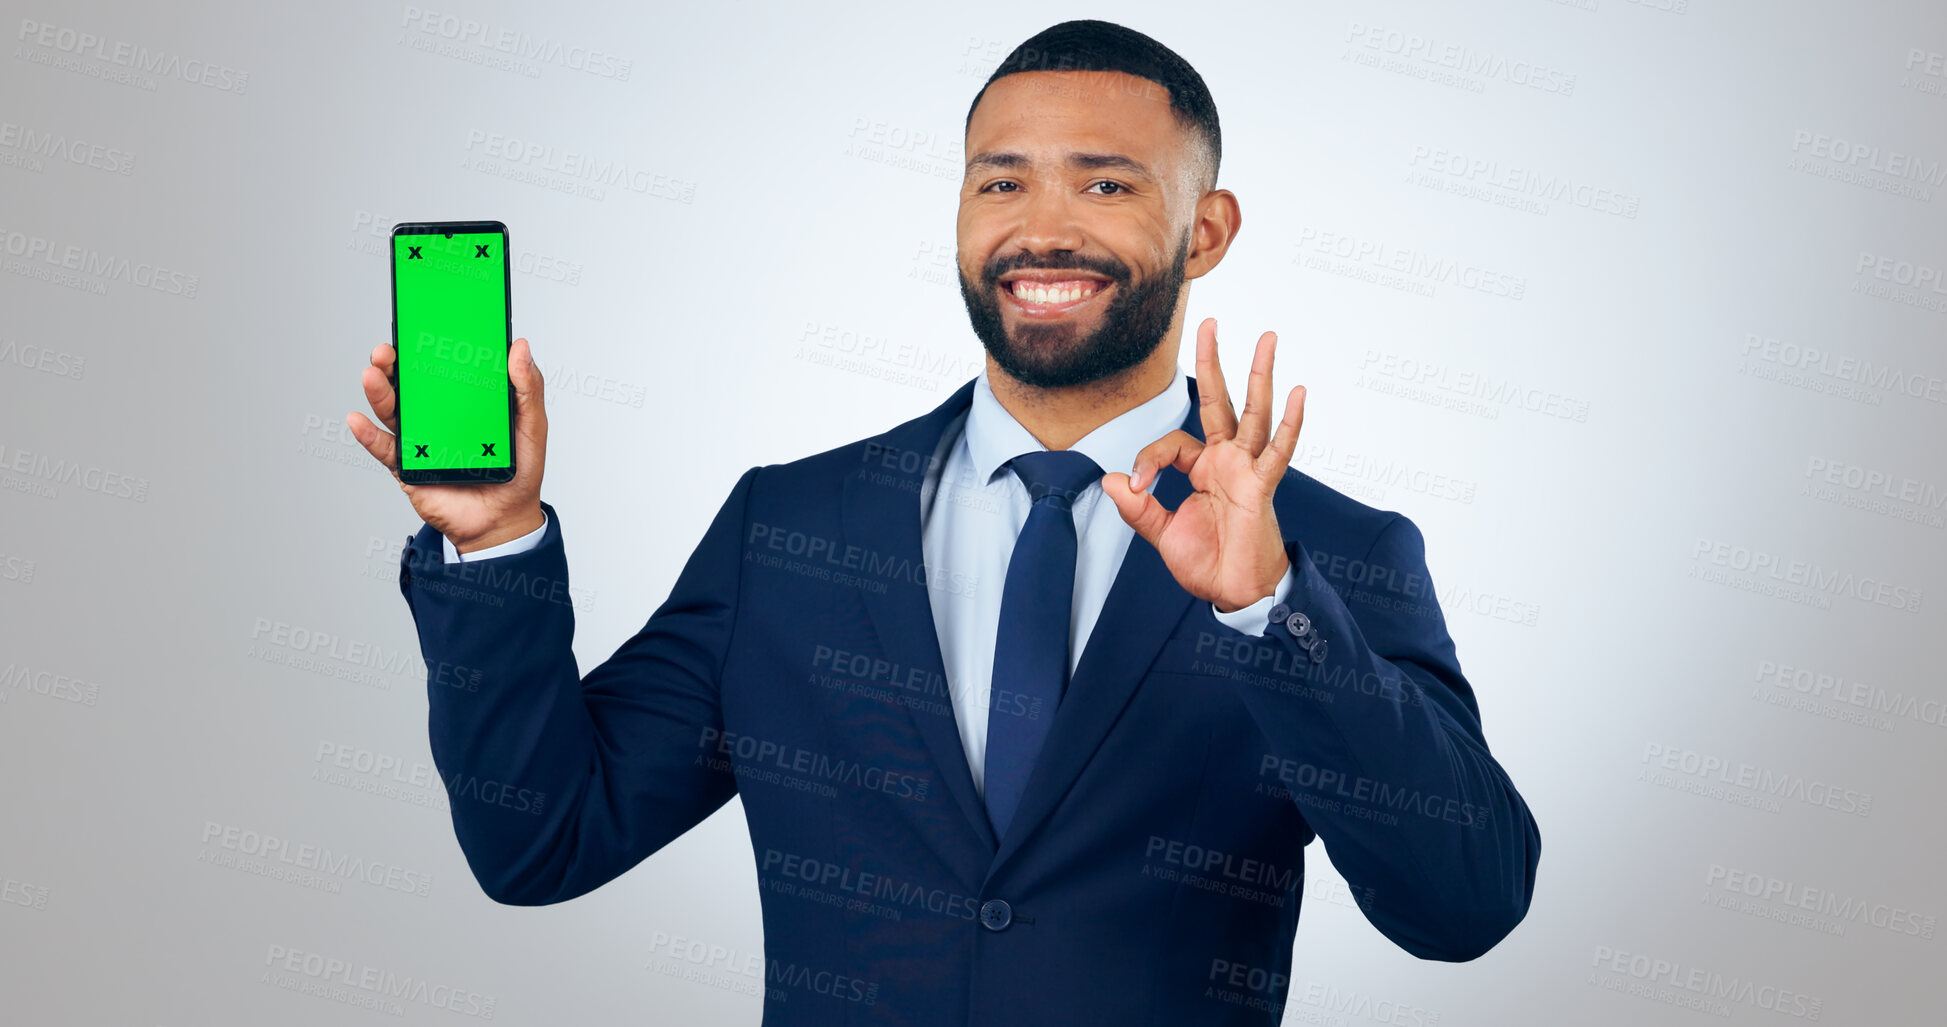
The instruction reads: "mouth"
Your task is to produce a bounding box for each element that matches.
[999,276,1112,318]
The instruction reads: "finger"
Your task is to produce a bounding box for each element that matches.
[345,410,401,477]
[1101,471,1173,550]
[508,337,548,480]
[1234,330,1278,454]
[1255,384,1306,480]
[1195,317,1239,444]
[370,342,396,379]
[1128,429,1204,492]
[361,362,399,436]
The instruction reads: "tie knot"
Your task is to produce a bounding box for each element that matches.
[1008,449,1103,512]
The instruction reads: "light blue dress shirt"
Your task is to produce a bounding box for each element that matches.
[441,368,1296,793]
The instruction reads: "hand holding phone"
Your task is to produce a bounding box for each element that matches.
[390,221,516,485]
[347,336,547,554]
[346,219,548,554]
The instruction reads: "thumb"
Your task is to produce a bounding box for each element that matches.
[1102,471,1170,549]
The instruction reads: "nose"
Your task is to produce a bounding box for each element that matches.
[1008,177,1088,257]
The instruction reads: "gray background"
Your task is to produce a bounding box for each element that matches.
[3,0,1943,1023]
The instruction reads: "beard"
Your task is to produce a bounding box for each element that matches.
[958,228,1191,390]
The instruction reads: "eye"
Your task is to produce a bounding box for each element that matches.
[978,181,1019,193]
[1088,181,1128,195]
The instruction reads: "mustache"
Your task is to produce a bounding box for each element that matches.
[982,259,1128,286]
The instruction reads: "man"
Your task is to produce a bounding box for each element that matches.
[346,19,1539,1026]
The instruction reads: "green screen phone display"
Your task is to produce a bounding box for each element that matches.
[392,225,512,481]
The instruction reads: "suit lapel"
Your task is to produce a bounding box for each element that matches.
[842,378,1000,862]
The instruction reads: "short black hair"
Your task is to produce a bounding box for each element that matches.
[965,19,1221,195]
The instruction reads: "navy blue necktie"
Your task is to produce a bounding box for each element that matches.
[983,449,1104,840]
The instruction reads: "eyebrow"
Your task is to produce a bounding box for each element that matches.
[964,151,1157,183]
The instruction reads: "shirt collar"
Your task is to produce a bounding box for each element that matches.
[966,364,1190,489]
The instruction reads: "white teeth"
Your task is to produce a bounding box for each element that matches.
[1010,280,1099,305]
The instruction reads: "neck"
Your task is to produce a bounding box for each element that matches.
[985,343,1180,451]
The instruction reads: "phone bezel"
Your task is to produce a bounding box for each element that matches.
[389,220,517,486]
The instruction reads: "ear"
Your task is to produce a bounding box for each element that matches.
[1182,189,1240,282]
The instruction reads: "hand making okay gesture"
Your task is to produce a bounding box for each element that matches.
[1101,317,1306,614]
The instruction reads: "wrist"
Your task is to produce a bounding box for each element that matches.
[451,504,545,555]
[1214,550,1291,614]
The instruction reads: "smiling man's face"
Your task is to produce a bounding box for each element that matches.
[958,70,1214,390]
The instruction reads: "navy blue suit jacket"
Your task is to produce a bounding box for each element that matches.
[397,374,1540,1026]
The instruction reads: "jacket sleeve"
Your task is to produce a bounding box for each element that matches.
[395,467,759,905]
[1197,512,1541,960]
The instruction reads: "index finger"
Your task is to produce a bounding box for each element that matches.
[370,342,396,377]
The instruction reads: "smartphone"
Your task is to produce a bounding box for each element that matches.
[389,220,515,485]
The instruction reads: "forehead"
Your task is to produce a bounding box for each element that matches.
[966,70,1185,172]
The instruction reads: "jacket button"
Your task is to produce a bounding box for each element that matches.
[1283,611,1312,637]
[978,899,1012,931]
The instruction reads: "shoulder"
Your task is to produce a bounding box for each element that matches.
[1271,464,1412,562]
[738,403,966,520]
